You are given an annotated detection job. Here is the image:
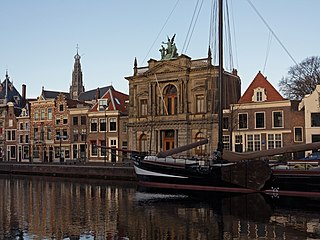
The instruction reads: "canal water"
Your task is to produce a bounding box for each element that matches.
[1,175,320,240]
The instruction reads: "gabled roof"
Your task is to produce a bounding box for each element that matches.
[41,89,70,100]
[238,71,284,104]
[0,73,24,108]
[90,87,129,114]
[78,86,112,102]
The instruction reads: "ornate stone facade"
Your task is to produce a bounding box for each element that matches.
[125,52,241,157]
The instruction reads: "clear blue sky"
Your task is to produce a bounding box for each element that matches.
[1,0,319,98]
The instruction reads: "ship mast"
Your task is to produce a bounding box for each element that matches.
[217,0,224,155]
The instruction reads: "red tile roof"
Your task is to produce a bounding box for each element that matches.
[238,71,284,104]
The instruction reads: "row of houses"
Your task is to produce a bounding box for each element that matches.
[1,46,319,163]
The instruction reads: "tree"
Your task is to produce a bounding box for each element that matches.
[279,56,320,100]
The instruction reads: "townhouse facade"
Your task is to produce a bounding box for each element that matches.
[224,72,305,159]
[299,85,320,155]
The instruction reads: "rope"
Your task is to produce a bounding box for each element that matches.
[142,0,180,64]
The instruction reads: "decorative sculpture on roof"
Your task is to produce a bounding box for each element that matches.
[159,34,179,60]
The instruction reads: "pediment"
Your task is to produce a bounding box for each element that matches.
[143,61,187,75]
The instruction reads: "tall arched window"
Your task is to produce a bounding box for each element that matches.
[139,134,148,153]
[195,132,206,156]
[164,85,177,115]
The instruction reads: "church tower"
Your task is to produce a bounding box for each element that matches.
[70,47,84,99]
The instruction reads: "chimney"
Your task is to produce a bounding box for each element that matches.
[96,87,100,100]
[22,84,26,100]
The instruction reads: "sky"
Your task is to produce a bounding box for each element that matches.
[1,0,320,98]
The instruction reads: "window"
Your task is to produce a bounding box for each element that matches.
[63,116,68,124]
[47,127,52,140]
[268,134,282,149]
[10,146,16,159]
[73,116,78,125]
[56,116,61,125]
[256,91,262,102]
[223,117,229,130]
[140,99,148,116]
[91,141,97,156]
[20,123,23,130]
[48,108,52,120]
[223,135,230,151]
[273,111,283,128]
[81,116,86,125]
[109,118,117,132]
[9,120,13,127]
[25,123,28,130]
[100,119,106,132]
[238,113,248,129]
[98,99,108,111]
[63,129,68,138]
[34,128,38,140]
[253,88,266,102]
[90,119,97,132]
[25,135,29,143]
[41,109,45,120]
[195,132,206,155]
[294,127,303,142]
[311,113,320,127]
[247,134,260,152]
[81,129,87,141]
[255,112,265,129]
[164,84,177,115]
[101,140,106,156]
[59,104,64,112]
[34,110,39,120]
[73,129,78,142]
[139,134,147,152]
[20,135,23,144]
[196,95,205,113]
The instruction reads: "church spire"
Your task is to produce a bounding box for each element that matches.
[70,44,84,99]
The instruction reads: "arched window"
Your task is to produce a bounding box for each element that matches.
[195,132,206,156]
[164,85,177,115]
[139,134,148,153]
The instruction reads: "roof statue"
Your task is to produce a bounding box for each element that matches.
[159,34,179,60]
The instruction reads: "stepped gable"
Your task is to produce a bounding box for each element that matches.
[238,71,284,104]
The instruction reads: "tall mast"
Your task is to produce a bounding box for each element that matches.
[217,0,223,153]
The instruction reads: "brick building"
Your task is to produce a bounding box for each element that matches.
[226,71,305,159]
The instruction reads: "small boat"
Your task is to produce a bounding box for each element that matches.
[131,0,320,197]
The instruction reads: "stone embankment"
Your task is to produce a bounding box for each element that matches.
[0,162,137,181]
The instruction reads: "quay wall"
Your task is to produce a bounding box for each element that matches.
[0,162,137,181]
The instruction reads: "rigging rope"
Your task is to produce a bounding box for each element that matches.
[182,0,200,53]
[182,0,204,54]
[246,0,298,66]
[263,31,272,74]
[142,0,180,64]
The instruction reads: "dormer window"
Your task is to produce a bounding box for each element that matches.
[252,88,266,102]
[99,99,108,111]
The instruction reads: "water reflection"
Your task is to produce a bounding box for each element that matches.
[0,175,319,239]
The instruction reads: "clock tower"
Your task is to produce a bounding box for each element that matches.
[70,47,85,99]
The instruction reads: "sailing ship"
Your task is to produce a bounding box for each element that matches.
[131,0,320,197]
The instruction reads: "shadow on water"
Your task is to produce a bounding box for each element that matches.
[135,186,320,239]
